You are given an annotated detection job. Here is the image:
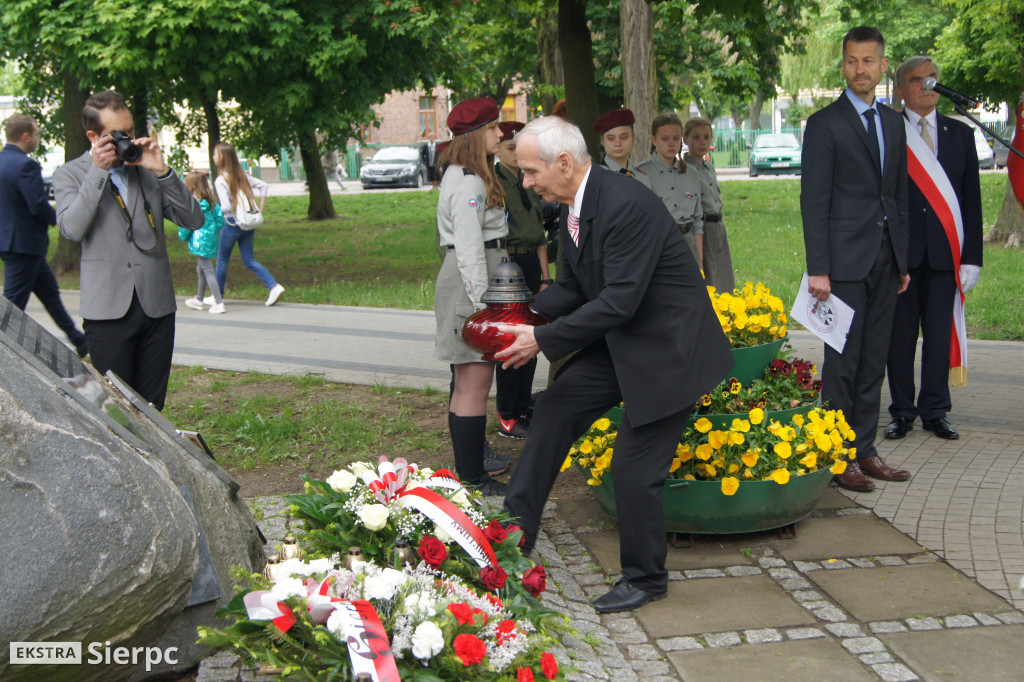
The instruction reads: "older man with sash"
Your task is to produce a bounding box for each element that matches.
[885,56,983,442]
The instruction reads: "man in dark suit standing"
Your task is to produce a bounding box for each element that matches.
[801,26,912,493]
[0,114,87,357]
[885,56,983,442]
[54,92,203,410]
[496,116,733,613]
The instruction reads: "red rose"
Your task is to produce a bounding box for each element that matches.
[447,602,475,625]
[517,668,535,682]
[504,523,525,547]
[480,565,508,591]
[418,535,449,569]
[484,519,508,544]
[522,565,547,597]
[541,652,558,680]
[454,633,487,666]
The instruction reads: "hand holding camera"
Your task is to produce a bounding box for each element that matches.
[92,130,168,175]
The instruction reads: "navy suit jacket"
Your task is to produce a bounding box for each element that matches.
[907,112,983,271]
[801,94,909,281]
[0,143,57,256]
[532,165,733,427]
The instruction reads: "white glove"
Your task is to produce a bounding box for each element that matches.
[959,264,980,293]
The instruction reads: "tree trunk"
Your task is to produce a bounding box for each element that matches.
[731,105,745,130]
[747,90,766,131]
[51,68,90,276]
[201,92,221,178]
[984,179,1024,248]
[620,0,656,168]
[298,127,334,221]
[536,6,563,115]
[558,0,602,158]
[133,87,149,138]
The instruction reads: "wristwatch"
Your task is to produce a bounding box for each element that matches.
[540,279,554,285]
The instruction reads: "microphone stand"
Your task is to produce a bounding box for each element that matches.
[953,102,1024,162]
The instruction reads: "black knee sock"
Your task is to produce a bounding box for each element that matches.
[449,414,487,484]
[447,411,458,469]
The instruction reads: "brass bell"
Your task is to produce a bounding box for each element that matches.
[280,535,301,561]
[343,546,365,570]
[480,258,534,305]
[392,538,418,570]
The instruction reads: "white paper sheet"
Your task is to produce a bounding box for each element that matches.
[790,273,855,353]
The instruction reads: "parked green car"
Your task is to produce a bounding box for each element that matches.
[748,133,802,177]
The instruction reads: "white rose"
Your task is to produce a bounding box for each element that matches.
[349,461,374,477]
[411,621,445,660]
[270,576,306,601]
[356,504,390,531]
[452,490,470,508]
[434,526,452,544]
[326,469,357,492]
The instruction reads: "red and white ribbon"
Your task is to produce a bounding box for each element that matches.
[242,591,297,633]
[397,487,498,567]
[330,600,400,682]
[905,117,968,383]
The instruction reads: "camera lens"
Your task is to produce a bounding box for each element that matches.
[111,131,143,163]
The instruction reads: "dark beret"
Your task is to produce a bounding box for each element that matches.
[447,98,500,136]
[593,108,636,133]
[498,121,525,142]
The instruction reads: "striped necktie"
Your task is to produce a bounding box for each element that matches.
[567,212,580,246]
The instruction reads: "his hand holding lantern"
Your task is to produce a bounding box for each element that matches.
[461,259,548,362]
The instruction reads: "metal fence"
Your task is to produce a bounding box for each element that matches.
[708,128,804,169]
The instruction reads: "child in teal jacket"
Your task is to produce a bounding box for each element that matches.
[180,172,226,313]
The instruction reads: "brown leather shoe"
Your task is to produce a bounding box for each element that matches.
[834,460,875,492]
[859,455,911,481]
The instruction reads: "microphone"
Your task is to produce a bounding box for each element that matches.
[922,77,981,109]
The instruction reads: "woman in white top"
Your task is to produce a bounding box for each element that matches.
[434,98,507,495]
[213,143,285,306]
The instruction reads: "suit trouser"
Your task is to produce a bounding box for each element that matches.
[822,232,900,461]
[504,341,692,592]
[1,252,85,346]
[84,292,175,411]
[495,251,541,419]
[886,264,956,422]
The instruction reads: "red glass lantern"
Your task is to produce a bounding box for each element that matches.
[462,259,548,361]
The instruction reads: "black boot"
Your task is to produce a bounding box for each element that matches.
[450,414,507,496]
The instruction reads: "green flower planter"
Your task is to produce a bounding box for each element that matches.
[729,337,787,387]
[585,465,832,534]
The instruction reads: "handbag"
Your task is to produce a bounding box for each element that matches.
[233,192,264,230]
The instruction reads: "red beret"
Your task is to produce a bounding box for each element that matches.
[498,121,524,142]
[593,108,636,133]
[447,98,500,136]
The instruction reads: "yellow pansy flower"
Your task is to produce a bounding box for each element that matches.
[594,417,612,432]
[721,477,740,496]
[741,450,759,468]
[709,430,728,448]
[727,463,740,474]
[683,474,696,481]
[799,452,818,469]
[791,413,805,427]
[770,468,791,485]
[774,442,792,459]
[815,433,833,452]
[694,417,713,434]
[728,431,746,446]
[830,460,848,475]
[731,418,751,432]
[579,440,594,455]
[560,455,573,472]
[749,408,765,425]
[743,467,755,478]
[695,443,714,461]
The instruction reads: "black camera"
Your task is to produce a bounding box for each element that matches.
[109,130,143,163]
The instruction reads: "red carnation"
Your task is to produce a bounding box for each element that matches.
[418,535,449,569]
[541,652,558,680]
[517,667,535,682]
[496,618,517,644]
[485,593,504,609]
[447,602,475,625]
[484,519,508,544]
[454,633,487,666]
[480,565,508,591]
[522,565,547,597]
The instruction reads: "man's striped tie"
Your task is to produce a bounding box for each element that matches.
[568,211,580,246]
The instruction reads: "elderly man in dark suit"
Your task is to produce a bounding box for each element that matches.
[885,56,983,442]
[801,26,912,493]
[54,91,203,410]
[0,114,87,357]
[496,116,733,613]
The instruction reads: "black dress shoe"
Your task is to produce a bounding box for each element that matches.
[75,341,89,359]
[884,416,913,439]
[592,578,666,614]
[924,417,959,440]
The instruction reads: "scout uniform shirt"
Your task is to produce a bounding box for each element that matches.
[684,154,723,219]
[494,162,545,254]
[634,154,704,236]
[600,155,645,179]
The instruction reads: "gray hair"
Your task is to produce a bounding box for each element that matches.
[517,116,590,166]
[895,55,940,89]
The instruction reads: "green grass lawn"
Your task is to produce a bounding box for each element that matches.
[18,173,1023,339]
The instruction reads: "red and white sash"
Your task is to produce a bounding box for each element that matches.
[904,116,968,386]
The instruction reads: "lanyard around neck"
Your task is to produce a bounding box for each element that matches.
[109,167,158,252]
